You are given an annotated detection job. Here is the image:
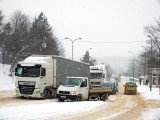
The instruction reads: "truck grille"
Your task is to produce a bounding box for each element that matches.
[59,91,70,94]
[18,82,35,95]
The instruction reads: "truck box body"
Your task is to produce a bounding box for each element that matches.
[15,55,89,99]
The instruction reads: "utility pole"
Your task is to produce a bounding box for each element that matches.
[141,46,147,85]
[148,35,152,91]
[129,51,135,82]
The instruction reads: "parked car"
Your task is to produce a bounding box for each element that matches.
[103,81,117,95]
[123,82,137,95]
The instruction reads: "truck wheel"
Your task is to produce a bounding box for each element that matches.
[105,94,108,100]
[76,95,82,101]
[101,95,106,101]
[44,89,52,99]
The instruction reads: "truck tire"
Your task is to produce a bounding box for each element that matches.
[44,89,52,99]
[76,95,82,101]
[105,94,108,100]
[101,95,106,101]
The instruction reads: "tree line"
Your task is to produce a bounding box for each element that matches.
[139,18,160,68]
[0,10,64,70]
[0,10,97,70]
[127,18,160,78]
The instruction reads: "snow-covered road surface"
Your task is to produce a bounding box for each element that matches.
[0,68,160,120]
[0,101,104,120]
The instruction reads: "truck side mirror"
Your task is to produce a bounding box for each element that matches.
[15,67,18,76]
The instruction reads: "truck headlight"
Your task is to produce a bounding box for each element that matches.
[16,89,19,93]
[70,91,76,95]
[35,90,40,94]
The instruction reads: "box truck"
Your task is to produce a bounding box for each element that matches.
[15,55,89,99]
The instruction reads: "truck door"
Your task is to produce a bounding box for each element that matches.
[80,78,89,100]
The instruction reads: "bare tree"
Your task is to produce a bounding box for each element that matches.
[143,18,160,68]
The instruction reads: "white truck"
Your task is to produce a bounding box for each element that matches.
[90,65,107,87]
[15,55,89,99]
[57,77,112,101]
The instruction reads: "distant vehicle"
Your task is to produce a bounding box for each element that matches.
[15,55,90,99]
[103,81,117,95]
[57,77,112,101]
[90,65,107,87]
[110,79,119,92]
[123,82,137,95]
[129,77,139,82]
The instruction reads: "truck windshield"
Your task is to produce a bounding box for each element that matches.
[62,78,82,86]
[90,73,102,79]
[17,66,40,77]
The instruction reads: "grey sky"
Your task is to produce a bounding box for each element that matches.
[0,0,160,59]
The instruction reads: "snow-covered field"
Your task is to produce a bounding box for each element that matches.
[0,66,160,120]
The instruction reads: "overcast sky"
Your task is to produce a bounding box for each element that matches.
[0,0,160,59]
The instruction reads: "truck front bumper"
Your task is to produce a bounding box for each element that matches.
[16,88,42,98]
[57,94,78,101]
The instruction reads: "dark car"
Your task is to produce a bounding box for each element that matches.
[103,82,117,95]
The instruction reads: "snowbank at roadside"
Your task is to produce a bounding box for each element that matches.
[137,84,160,100]
[134,79,160,120]
[0,64,15,90]
[139,108,160,120]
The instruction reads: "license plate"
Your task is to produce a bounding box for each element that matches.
[129,87,133,90]
[60,96,66,98]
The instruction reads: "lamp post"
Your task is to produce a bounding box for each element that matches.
[141,46,147,85]
[147,35,153,91]
[129,51,135,82]
[64,37,82,60]
[87,48,92,63]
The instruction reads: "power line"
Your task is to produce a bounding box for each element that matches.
[77,40,145,44]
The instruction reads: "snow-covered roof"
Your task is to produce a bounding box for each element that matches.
[24,56,52,62]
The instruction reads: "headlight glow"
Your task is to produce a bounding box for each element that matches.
[70,91,76,95]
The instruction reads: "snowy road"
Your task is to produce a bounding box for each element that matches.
[0,82,160,120]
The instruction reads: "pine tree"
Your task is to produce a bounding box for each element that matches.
[29,12,64,55]
[80,50,96,66]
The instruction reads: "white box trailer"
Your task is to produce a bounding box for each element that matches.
[15,55,89,99]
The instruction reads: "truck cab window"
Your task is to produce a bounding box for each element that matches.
[18,68,22,75]
[81,79,87,87]
[16,66,41,77]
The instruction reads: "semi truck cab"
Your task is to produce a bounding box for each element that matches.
[15,56,54,98]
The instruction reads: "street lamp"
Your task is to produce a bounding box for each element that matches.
[147,35,153,91]
[87,48,92,63]
[64,37,82,60]
[128,51,135,82]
